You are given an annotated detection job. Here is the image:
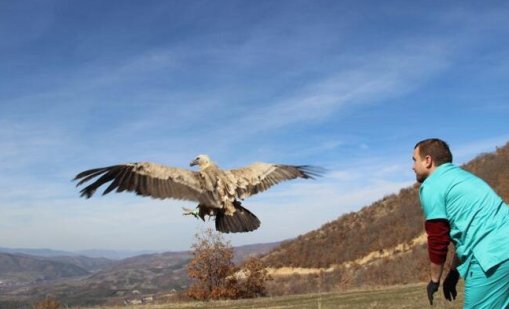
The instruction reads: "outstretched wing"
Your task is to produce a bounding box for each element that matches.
[228,163,323,199]
[74,162,207,202]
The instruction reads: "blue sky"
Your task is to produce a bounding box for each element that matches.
[1,1,508,252]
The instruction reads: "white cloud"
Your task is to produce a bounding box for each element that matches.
[0,120,69,169]
[213,44,451,136]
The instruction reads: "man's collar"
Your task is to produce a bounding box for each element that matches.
[424,163,454,184]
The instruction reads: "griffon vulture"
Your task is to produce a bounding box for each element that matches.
[74,155,322,233]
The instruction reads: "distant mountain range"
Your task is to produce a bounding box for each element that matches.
[0,252,91,282]
[0,242,281,261]
[0,247,76,258]
[0,247,159,260]
[0,242,281,308]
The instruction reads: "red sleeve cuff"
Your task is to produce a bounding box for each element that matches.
[425,219,451,264]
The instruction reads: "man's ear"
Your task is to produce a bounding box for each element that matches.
[424,155,433,168]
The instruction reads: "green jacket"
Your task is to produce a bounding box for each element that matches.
[419,163,509,277]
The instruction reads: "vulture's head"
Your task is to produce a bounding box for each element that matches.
[190,154,213,169]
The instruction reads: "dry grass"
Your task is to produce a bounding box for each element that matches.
[74,282,464,309]
[266,234,428,278]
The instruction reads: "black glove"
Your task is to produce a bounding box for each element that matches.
[427,280,439,305]
[443,268,459,301]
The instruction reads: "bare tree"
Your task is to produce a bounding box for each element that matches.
[186,228,238,300]
[186,228,272,300]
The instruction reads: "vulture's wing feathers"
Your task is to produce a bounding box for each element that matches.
[74,162,205,202]
[229,163,323,199]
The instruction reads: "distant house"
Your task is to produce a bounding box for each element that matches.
[142,296,154,303]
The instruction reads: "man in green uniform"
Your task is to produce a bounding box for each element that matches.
[412,138,509,308]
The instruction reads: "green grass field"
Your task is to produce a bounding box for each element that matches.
[81,282,464,309]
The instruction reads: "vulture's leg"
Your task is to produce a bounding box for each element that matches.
[182,207,200,219]
[198,204,214,221]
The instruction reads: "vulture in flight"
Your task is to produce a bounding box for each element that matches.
[74,155,323,233]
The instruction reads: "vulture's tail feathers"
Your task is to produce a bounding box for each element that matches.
[215,201,260,233]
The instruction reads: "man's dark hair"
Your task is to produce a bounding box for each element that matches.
[414,138,453,166]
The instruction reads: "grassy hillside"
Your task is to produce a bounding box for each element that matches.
[263,185,424,268]
[0,243,281,308]
[0,253,90,282]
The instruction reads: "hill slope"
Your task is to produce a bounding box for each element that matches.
[0,241,281,307]
[0,253,91,283]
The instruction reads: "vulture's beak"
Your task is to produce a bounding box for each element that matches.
[190,159,198,167]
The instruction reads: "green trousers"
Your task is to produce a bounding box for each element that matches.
[464,257,509,308]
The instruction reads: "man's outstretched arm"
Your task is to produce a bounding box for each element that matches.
[425,219,451,305]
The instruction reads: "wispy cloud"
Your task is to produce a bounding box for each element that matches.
[206,42,452,139]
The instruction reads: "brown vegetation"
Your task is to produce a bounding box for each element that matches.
[186,229,271,300]
[236,256,272,298]
[32,298,60,309]
[186,229,237,300]
[263,185,424,268]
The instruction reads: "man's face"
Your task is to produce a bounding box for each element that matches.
[412,147,431,183]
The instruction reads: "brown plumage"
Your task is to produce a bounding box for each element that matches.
[74,154,323,233]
